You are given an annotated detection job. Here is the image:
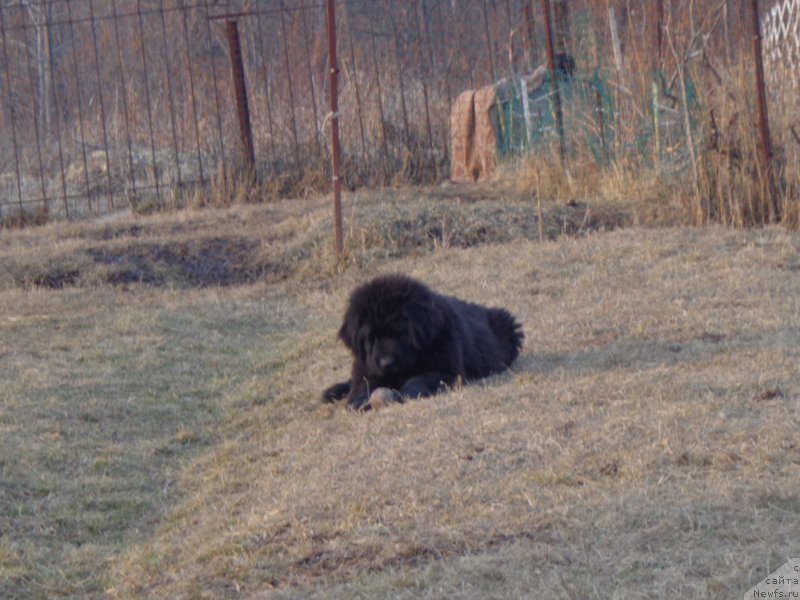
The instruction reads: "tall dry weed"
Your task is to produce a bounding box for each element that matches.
[690,55,799,227]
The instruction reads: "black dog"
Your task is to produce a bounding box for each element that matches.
[322,274,524,410]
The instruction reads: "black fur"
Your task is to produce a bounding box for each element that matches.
[322,274,524,410]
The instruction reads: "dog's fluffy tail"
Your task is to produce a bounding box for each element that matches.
[487,308,524,366]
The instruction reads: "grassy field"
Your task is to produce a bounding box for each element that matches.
[1,183,798,599]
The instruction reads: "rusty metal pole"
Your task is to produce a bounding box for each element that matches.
[226,20,256,176]
[655,0,664,70]
[523,2,537,70]
[552,0,570,56]
[326,0,344,257]
[481,0,497,83]
[540,0,566,163]
[749,0,780,221]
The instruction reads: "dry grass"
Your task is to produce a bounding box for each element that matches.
[0,181,635,294]
[1,184,799,599]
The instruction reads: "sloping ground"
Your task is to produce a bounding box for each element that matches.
[1,186,798,599]
[0,183,631,293]
[106,226,797,599]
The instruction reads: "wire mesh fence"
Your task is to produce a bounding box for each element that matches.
[0,0,505,222]
[0,0,797,226]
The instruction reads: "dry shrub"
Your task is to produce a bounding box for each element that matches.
[687,56,797,228]
[513,150,676,228]
[514,152,573,204]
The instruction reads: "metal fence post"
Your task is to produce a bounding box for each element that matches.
[541,0,566,163]
[523,2,537,71]
[749,0,780,222]
[226,20,256,176]
[326,0,344,257]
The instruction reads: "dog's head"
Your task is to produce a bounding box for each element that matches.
[338,275,446,377]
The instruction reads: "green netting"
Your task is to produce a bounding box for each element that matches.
[491,67,699,174]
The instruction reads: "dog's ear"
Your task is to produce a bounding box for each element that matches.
[338,314,358,350]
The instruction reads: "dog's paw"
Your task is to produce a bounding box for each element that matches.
[322,381,351,403]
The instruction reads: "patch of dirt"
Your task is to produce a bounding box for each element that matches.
[85,237,287,288]
[359,200,630,256]
[31,269,81,289]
